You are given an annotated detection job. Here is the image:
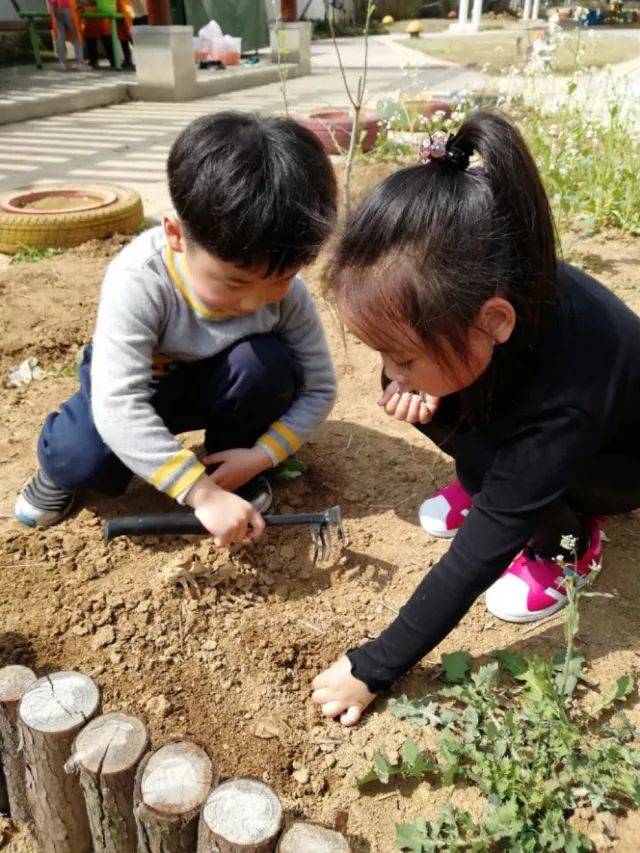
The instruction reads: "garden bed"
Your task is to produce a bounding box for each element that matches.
[0,187,639,849]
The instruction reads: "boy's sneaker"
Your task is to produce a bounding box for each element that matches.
[15,470,75,528]
[485,518,603,623]
[419,480,473,539]
[237,475,273,515]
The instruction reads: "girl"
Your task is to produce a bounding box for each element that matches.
[311,110,640,726]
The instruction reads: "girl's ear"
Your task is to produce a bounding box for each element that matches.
[163,215,186,253]
[476,297,516,345]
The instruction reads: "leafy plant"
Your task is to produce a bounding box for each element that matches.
[10,245,63,265]
[359,562,640,851]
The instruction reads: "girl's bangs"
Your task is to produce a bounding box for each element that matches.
[335,259,419,354]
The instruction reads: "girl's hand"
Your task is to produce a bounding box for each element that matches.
[311,656,376,727]
[202,446,271,492]
[378,382,440,425]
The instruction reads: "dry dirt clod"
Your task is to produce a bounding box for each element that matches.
[91,625,115,650]
[292,767,310,785]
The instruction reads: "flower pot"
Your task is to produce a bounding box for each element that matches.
[399,94,454,120]
[296,110,382,155]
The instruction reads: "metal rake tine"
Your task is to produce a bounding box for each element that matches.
[311,526,321,565]
[319,524,329,562]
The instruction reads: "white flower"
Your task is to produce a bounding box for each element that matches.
[560,534,578,551]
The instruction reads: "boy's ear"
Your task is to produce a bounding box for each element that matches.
[163,215,186,253]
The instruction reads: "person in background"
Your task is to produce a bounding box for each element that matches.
[49,0,84,71]
[130,0,147,26]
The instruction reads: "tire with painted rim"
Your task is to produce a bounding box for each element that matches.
[0,183,144,254]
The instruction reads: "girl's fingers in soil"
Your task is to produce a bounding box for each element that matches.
[340,706,362,727]
[407,393,422,423]
[321,700,348,718]
[311,672,328,691]
[378,381,399,406]
[311,687,332,704]
[394,392,413,420]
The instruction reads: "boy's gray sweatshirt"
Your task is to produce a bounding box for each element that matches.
[91,227,336,500]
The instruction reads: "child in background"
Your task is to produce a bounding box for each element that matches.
[49,0,84,71]
[16,112,337,547]
[312,111,640,725]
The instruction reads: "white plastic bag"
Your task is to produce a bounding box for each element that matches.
[198,19,223,41]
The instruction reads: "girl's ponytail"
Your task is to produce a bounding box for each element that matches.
[333,110,558,365]
[452,111,557,323]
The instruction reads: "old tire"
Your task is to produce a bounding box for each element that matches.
[0,183,143,254]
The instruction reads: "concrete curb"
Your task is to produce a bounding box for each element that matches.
[0,62,303,125]
[0,81,130,127]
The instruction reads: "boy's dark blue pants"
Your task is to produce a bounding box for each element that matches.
[38,334,302,495]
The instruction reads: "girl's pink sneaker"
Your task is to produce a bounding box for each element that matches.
[485,518,603,623]
[419,480,473,539]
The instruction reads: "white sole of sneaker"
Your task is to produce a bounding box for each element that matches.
[486,571,593,624]
[420,525,458,540]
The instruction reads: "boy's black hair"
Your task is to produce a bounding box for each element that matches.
[168,111,337,275]
[332,111,557,367]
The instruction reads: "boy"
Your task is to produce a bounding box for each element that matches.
[16,112,338,547]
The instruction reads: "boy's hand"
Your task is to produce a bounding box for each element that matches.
[202,446,272,492]
[311,656,376,727]
[378,381,440,425]
[184,473,265,547]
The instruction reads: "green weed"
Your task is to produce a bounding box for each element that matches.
[358,559,640,851]
[10,245,63,265]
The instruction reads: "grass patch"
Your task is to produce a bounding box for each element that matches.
[10,245,63,265]
[514,92,640,234]
[399,30,640,73]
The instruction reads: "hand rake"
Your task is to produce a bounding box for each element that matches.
[103,505,345,564]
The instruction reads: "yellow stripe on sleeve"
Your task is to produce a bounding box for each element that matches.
[272,422,302,452]
[258,434,288,464]
[165,461,206,499]
[148,449,196,490]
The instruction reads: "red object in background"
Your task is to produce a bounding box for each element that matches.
[281,0,296,22]
[147,0,170,25]
[296,110,382,155]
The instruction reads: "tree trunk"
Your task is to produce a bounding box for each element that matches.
[135,741,217,853]
[147,0,170,25]
[198,778,283,853]
[19,671,100,852]
[0,665,37,821]
[277,821,351,852]
[66,712,149,853]
[281,0,297,22]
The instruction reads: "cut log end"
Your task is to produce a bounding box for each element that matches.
[19,671,100,734]
[201,778,283,849]
[0,666,37,704]
[70,712,149,776]
[140,742,214,817]
[277,822,351,852]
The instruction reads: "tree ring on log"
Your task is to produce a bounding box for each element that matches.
[71,712,149,776]
[0,666,37,703]
[202,778,283,847]
[140,742,214,816]
[277,821,351,852]
[20,672,100,733]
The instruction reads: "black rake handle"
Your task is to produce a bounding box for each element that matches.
[103,511,332,542]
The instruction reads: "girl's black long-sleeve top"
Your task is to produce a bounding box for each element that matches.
[348,263,640,692]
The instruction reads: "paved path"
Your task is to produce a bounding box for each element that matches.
[0,38,483,218]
